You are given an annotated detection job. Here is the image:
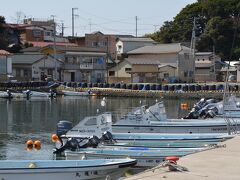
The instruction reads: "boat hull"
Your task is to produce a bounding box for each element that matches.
[0,159,136,180]
[112,123,238,134]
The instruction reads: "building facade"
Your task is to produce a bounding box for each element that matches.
[0,50,12,81]
[194,52,221,82]
[123,43,194,83]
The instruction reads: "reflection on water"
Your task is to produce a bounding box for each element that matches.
[0,96,197,160]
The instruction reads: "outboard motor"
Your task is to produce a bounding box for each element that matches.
[101,131,114,142]
[6,90,12,98]
[54,137,79,154]
[206,99,217,104]
[25,90,31,99]
[184,109,199,119]
[50,89,56,99]
[56,121,73,137]
[87,135,100,148]
[204,109,216,119]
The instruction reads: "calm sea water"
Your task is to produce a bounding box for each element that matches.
[0,96,197,160]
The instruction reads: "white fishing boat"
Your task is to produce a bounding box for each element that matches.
[53,113,232,154]
[0,90,26,98]
[65,148,194,168]
[62,90,91,96]
[0,159,137,180]
[112,101,240,133]
[22,90,56,98]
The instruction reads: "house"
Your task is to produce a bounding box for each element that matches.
[11,54,63,81]
[108,60,132,83]
[119,43,194,83]
[6,18,73,47]
[0,50,12,81]
[116,37,156,59]
[194,52,221,82]
[221,61,240,82]
[21,45,107,83]
[68,31,133,61]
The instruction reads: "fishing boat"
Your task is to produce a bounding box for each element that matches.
[0,159,137,180]
[101,141,216,148]
[62,90,91,96]
[65,148,195,168]
[112,101,240,133]
[0,90,26,98]
[53,113,232,153]
[22,90,56,98]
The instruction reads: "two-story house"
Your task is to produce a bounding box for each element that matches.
[11,53,63,81]
[195,52,222,82]
[116,37,156,59]
[68,31,133,61]
[116,43,194,83]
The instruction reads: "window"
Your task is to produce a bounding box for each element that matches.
[109,71,115,76]
[125,68,132,72]
[33,30,42,37]
[118,45,122,50]
[16,69,21,77]
[164,73,169,78]
[23,69,30,77]
[47,69,53,76]
[184,71,188,77]
[44,31,51,36]
[92,42,98,47]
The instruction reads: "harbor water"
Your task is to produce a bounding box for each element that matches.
[0,96,197,160]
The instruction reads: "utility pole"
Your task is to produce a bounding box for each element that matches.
[72,8,78,37]
[135,16,138,37]
[190,17,196,83]
[61,21,66,36]
[51,15,57,81]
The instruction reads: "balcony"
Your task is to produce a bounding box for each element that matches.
[80,63,93,69]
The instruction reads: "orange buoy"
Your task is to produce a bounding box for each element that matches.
[180,103,189,110]
[165,156,179,162]
[26,140,34,148]
[51,134,59,142]
[34,140,41,149]
[165,156,179,171]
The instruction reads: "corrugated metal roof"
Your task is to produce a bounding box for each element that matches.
[127,43,190,54]
[12,54,45,64]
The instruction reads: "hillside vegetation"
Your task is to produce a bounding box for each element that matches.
[147,0,240,60]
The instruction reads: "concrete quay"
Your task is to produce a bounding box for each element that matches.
[125,135,240,180]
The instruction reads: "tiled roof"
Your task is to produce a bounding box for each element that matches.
[11,54,45,64]
[126,58,161,65]
[42,45,106,53]
[118,37,155,43]
[28,41,78,48]
[127,43,190,54]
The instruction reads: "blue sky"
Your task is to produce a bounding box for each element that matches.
[1,0,196,36]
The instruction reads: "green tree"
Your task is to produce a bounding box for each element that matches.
[0,16,9,50]
[149,0,240,60]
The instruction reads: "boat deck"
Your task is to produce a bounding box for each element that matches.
[126,134,240,180]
